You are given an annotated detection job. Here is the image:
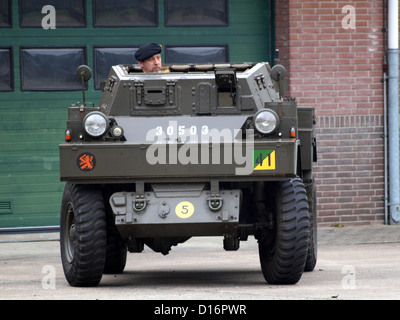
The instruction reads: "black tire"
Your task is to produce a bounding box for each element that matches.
[103,213,127,274]
[304,184,317,272]
[258,177,310,284]
[60,182,107,287]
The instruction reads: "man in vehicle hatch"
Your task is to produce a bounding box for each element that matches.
[135,42,163,74]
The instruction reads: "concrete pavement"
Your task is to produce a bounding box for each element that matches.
[318,224,400,245]
[0,225,400,300]
[2,224,400,245]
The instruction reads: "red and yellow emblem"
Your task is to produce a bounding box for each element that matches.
[77,153,96,171]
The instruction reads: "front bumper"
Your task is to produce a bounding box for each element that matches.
[59,139,299,183]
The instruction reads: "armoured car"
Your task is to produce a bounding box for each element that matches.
[59,61,317,286]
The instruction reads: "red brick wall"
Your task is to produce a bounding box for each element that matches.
[276,0,386,226]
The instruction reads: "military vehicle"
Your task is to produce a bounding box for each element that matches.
[59,61,317,287]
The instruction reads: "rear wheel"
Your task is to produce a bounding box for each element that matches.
[258,177,310,284]
[304,183,317,272]
[60,182,107,287]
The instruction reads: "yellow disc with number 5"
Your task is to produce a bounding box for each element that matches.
[175,201,195,219]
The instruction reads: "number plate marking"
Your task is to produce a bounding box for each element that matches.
[175,201,195,219]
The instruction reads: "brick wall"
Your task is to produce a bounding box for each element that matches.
[276,0,387,226]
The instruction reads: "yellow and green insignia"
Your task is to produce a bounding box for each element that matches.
[253,150,276,170]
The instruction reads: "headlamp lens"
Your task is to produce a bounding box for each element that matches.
[254,109,279,134]
[84,112,108,137]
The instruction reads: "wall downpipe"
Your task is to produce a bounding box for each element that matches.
[383,56,388,224]
[388,0,400,224]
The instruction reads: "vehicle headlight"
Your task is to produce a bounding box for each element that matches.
[83,112,108,137]
[254,109,279,135]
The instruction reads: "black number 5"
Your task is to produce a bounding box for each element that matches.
[181,205,188,214]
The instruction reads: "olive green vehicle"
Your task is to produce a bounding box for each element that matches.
[59,61,317,287]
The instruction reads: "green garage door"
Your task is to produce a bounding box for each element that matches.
[0,0,274,228]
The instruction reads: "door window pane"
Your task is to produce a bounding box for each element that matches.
[93,0,157,27]
[19,0,85,27]
[94,47,139,89]
[165,45,228,64]
[165,0,228,27]
[20,47,86,91]
[0,47,13,91]
[0,0,11,27]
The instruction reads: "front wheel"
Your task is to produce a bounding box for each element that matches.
[258,177,310,284]
[60,182,107,287]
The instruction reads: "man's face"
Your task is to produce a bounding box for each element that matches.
[138,54,162,73]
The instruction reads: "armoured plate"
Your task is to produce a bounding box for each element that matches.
[109,185,241,237]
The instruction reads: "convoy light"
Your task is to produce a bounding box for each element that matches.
[83,111,108,137]
[111,125,124,138]
[254,109,279,135]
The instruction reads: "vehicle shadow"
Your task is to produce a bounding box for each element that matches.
[100,268,265,288]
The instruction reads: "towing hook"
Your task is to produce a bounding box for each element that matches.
[133,197,148,212]
[208,196,223,211]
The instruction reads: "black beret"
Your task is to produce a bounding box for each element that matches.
[135,43,162,61]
